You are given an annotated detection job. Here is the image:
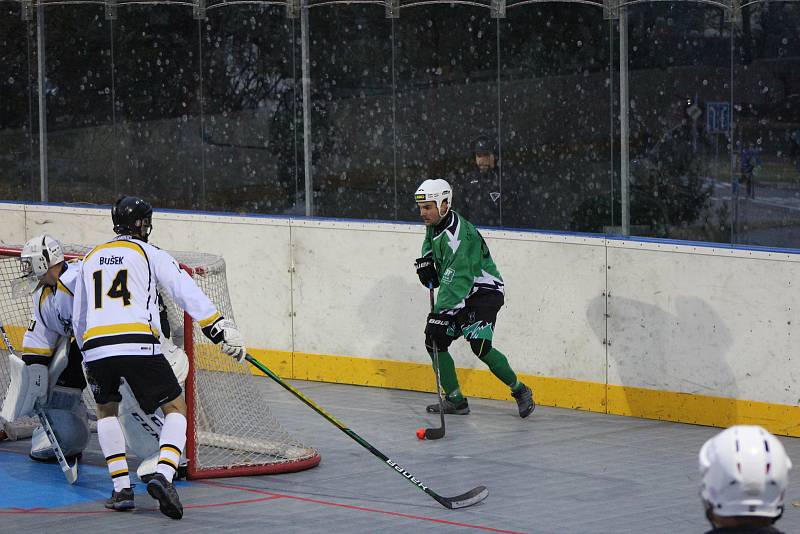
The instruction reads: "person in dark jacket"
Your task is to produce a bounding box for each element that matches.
[458,135,502,227]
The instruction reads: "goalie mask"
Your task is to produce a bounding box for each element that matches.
[17,234,65,295]
[112,195,153,242]
[699,425,792,521]
[415,179,452,215]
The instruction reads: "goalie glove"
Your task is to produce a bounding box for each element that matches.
[201,317,246,362]
[0,357,48,421]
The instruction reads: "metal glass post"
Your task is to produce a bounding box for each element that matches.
[300,2,313,216]
[36,3,48,202]
[618,6,630,236]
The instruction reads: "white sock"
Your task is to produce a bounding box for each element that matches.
[98,416,129,492]
[156,412,187,483]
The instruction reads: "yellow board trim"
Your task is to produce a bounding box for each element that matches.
[83,322,159,342]
[242,350,800,438]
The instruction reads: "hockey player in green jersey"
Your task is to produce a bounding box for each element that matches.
[414,178,534,418]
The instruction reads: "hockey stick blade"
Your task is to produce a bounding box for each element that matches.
[433,485,489,509]
[244,354,488,509]
[424,426,445,440]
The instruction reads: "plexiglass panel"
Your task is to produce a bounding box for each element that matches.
[308,6,394,219]
[626,4,731,241]
[0,6,37,201]
[4,0,800,250]
[111,9,203,208]
[202,7,300,214]
[394,7,499,225]
[44,6,114,203]
[500,6,613,231]
[732,2,800,247]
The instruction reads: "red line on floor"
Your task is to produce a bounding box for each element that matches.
[199,479,525,534]
[0,495,282,515]
[187,495,284,509]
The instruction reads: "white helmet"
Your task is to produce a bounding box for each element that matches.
[20,234,65,282]
[415,179,452,213]
[699,425,792,519]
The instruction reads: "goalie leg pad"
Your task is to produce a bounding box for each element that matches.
[30,388,90,460]
[119,379,163,459]
[0,355,48,421]
[30,386,89,460]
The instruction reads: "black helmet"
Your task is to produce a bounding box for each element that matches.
[112,196,153,241]
[473,135,495,156]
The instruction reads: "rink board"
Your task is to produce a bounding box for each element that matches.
[2,202,798,436]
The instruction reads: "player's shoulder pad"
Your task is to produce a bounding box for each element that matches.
[58,261,81,295]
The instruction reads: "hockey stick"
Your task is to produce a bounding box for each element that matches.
[0,323,78,484]
[244,354,488,509]
[424,285,446,440]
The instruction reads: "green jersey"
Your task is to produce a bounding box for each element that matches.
[421,210,505,314]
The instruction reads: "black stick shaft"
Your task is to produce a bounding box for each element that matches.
[426,287,446,438]
[244,354,485,508]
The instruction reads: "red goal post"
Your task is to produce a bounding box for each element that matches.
[0,244,320,479]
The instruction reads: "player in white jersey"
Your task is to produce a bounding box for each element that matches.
[73,196,246,519]
[1,235,90,461]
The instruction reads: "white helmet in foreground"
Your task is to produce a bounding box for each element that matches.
[16,235,65,295]
[415,179,452,214]
[699,425,792,520]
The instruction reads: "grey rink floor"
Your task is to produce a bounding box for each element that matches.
[1,378,799,534]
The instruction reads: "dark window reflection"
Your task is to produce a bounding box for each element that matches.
[395,7,499,225]
[203,7,300,215]
[733,3,800,247]
[0,7,36,201]
[501,6,612,232]
[627,4,728,241]
[10,2,800,251]
[113,9,202,209]
[45,6,114,204]
[309,6,393,220]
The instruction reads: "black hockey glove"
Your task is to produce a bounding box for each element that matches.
[425,313,451,347]
[415,257,439,289]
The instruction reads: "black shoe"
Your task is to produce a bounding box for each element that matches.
[147,473,183,519]
[426,397,470,415]
[105,487,135,511]
[512,383,535,418]
[141,464,187,484]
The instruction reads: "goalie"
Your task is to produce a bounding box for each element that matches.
[0,235,190,482]
[0,235,90,462]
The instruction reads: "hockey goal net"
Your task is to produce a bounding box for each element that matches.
[0,244,320,479]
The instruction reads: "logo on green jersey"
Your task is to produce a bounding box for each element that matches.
[442,267,455,284]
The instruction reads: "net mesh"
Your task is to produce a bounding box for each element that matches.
[0,244,320,477]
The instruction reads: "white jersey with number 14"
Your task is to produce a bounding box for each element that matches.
[73,236,221,362]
